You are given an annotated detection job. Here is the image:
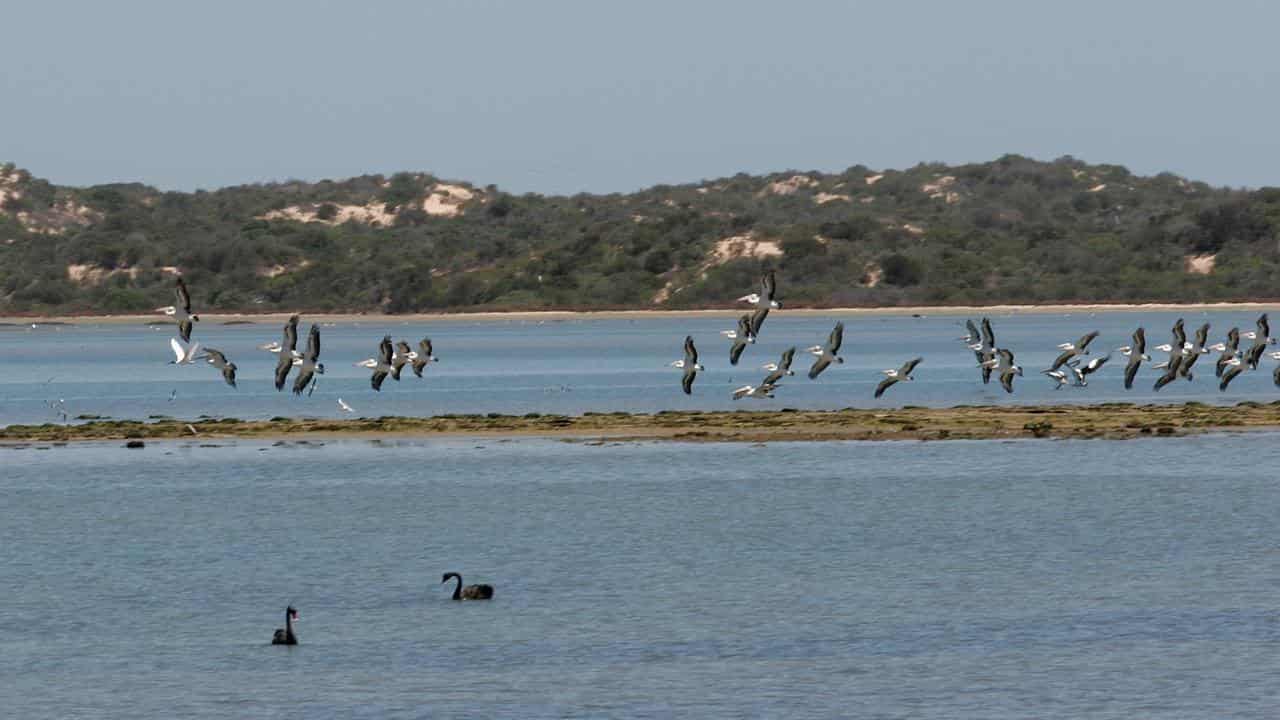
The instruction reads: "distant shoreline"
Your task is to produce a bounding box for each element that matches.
[3,301,1278,326]
[4,403,1279,444]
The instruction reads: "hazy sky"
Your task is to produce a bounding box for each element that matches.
[3,0,1277,193]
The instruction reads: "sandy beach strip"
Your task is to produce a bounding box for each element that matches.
[4,402,1279,445]
[3,301,1279,326]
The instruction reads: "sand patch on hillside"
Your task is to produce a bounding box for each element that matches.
[814,192,851,205]
[761,175,817,196]
[1185,253,1216,275]
[259,183,478,226]
[709,234,782,264]
[1,167,101,234]
[261,201,398,226]
[422,184,475,217]
[65,264,179,286]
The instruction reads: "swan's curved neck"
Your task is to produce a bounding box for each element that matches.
[450,574,463,600]
[284,610,294,639]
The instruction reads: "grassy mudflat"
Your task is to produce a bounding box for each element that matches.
[3,402,1280,444]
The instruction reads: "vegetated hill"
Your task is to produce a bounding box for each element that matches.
[2,155,1279,315]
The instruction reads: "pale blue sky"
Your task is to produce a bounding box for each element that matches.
[2,0,1276,192]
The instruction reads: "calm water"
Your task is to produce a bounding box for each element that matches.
[2,435,1280,718]
[2,309,1279,427]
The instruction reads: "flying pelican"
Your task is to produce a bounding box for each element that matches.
[1050,330,1100,370]
[273,315,300,391]
[1219,357,1246,391]
[198,348,238,387]
[761,347,796,386]
[168,337,201,365]
[748,306,770,337]
[723,314,756,365]
[974,317,996,384]
[291,324,324,395]
[411,338,439,377]
[670,335,704,395]
[1152,319,1187,370]
[737,270,782,309]
[1244,342,1267,370]
[1069,353,1111,387]
[960,318,982,348]
[1215,327,1241,377]
[390,340,415,381]
[996,349,1022,393]
[1119,327,1149,390]
[874,357,922,398]
[1177,322,1210,378]
[1153,353,1184,391]
[1241,313,1275,344]
[156,277,199,343]
[732,382,777,400]
[1243,314,1273,369]
[356,336,395,391]
[806,322,844,379]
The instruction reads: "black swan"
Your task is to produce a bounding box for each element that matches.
[442,572,494,600]
[272,606,298,645]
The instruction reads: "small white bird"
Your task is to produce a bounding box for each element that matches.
[1042,368,1070,389]
[732,383,776,400]
[169,338,201,365]
[259,340,302,358]
[337,398,354,413]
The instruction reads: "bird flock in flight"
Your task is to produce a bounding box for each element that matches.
[161,278,440,412]
[673,272,1280,399]
[159,274,1280,405]
[672,271,922,399]
[958,313,1280,394]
